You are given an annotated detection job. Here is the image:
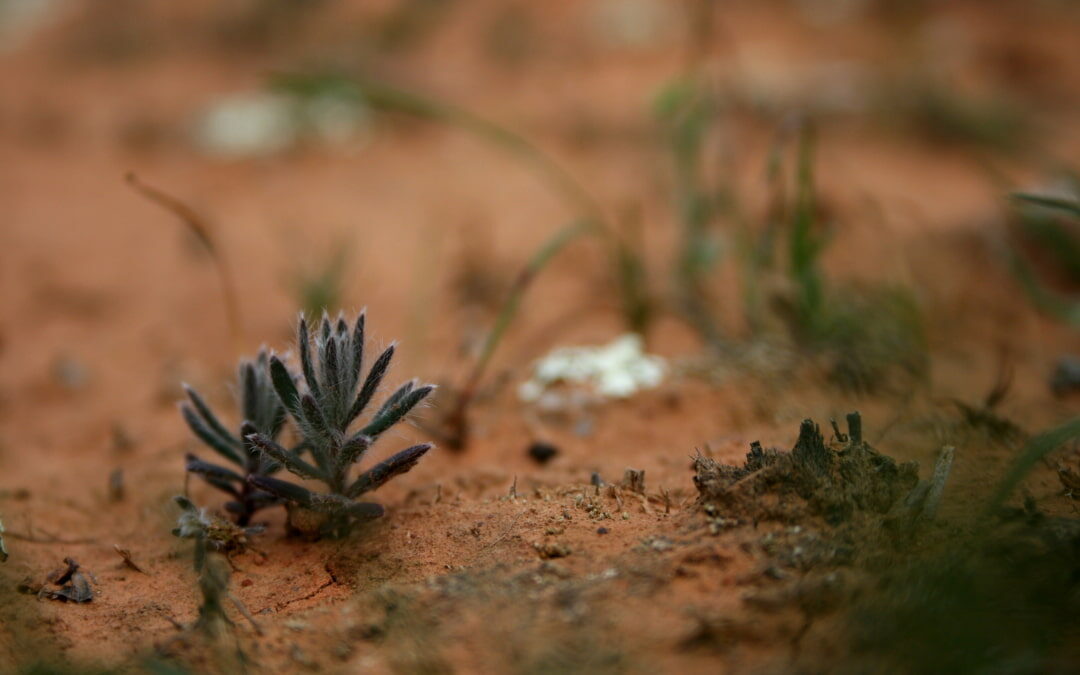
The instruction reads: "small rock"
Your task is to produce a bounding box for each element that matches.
[527,441,559,465]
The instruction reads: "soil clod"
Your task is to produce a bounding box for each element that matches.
[527,441,559,465]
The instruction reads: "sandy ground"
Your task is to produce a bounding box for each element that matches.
[0,1,1078,672]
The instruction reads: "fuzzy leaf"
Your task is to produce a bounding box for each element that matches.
[204,476,243,499]
[347,444,432,498]
[322,336,341,415]
[361,385,434,439]
[320,313,332,343]
[247,476,315,506]
[350,312,366,389]
[239,420,260,459]
[346,344,395,426]
[335,434,372,476]
[240,363,259,424]
[298,316,322,401]
[185,454,244,484]
[345,502,385,521]
[174,495,198,514]
[246,433,327,482]
[184,385,239,450]
[375,380,416,418]
[181,403,244,465]
[299,394,336,472]
[270,355,302,418]
[245,351,287,437]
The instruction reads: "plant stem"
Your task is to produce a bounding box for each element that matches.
[125,173,244,353]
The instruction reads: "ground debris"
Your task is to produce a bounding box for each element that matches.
[620,468,646,494]
[533,541,572,559]
[18,557,94,602]
[114,544,149,574]
[693,413,918,525]
[680,611,761,653]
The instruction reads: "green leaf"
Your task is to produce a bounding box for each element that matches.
[247,476,316,507]
[984,416,1080,515]
[361,385,434,438]
[180,403,243,465]
[246,433,327,482]
[347,444,432,498]
[270,355,302,418]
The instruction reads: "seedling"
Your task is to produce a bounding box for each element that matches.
[180,349,288,525]
[173,495,264,570]
[246,311,435,537]
[171,497,262,640]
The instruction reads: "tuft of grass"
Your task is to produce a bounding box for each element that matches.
[764,121,927,393]
[815,287,927,394]
[441,222,588,449]
[845,416,1080,674]
[247,311,434,537]
[654,75,727,348]
[180,349,290,525]
[787,122,827,337]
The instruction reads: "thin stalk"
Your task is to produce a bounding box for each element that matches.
[983,416,1080,517]
[789,122,824,337]
[444,221,591,448]
[125,173,244,352]
[350,78,607,226]
[1011,192,1080,218]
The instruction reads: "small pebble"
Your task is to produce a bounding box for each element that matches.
[597,527,609,535]
[527,441,559,465]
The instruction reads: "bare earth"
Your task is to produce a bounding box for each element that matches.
[1,1,1078,673]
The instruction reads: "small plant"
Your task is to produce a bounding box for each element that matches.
[246,311,434,538]
[180,349,288,525]
[172,496,262,637]
[173,496,264,565]
[654,74,726,348]
[762,121,927,393]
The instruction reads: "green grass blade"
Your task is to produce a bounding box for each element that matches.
[1011,192,1080,218]
[984,416,1080,516]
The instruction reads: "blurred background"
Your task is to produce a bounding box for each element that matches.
[3,0,1078,452]
[0,1,1079,670]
